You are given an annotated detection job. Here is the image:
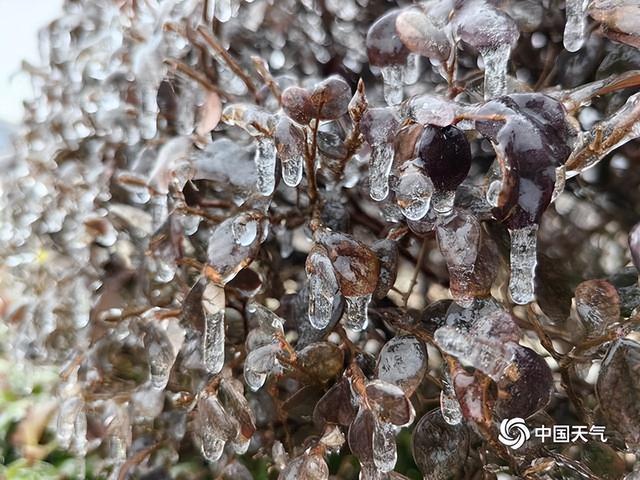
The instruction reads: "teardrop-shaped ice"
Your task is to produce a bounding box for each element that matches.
[508,224,538,305]
[306,248,339,330]
[369,143,394,201]
[202,282,225,373]
[344,293,372,331]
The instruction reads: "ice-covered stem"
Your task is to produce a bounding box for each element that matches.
[508,224,538,305]
[563,0,590,52]
[566,91,640,176]
[251,55,282,103]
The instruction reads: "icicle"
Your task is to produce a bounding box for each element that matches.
[563,0,589,52]
[205,0,216,22]
[369,143,394,201]
[306,249,339,330]
[381,65,404,106]
[140,86,158,140]
[372,421,397,472]
[216,0,233,22]
[202,433,225,462]
[255,136,277,196]
[145,327,174,390]
[404,53,420,85]
[344,293,371,331]
[232,215,258,246]
[508,224,539,305]
[202,282,225,374]
[282,154,303,187]
[551,165,566,202]
[440,379,463,425]
[479,43,511,100]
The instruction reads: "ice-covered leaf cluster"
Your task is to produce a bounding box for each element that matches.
[3,0,640,478]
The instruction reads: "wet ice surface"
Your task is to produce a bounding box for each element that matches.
[306,248,339,330]
[202,282,226,374]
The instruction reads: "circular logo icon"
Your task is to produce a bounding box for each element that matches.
[498,417,531,450]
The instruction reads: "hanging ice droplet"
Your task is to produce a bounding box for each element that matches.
[306,250,339,330]
[232,216,258,246]
[282,154,304,187]
[381,65,404,106]
[255,136,277,196]
[440,380,463,425]
[244,343,279,391]
[145,327,174,390]
[369,143,394,201]
[563,0,589,52]
[344,293,371,331]
[508,224,539,305]
[479,43,511,100]
[551,165,566,202]
[202,282,226,373]
[404,53,420,85]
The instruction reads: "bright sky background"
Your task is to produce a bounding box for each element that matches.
[0,0,64,125]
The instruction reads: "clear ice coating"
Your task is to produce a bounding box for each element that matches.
[306,249,339,330]
[434,326,515,381]
[57,396,85,451]
[232,215,259,246]
[508,224,539,305]
[344,293,371,331]
[373,421,397,473]
[563,0,590,52]
[369,143,395,201]
[255,136,277,195]
[202,282,226,374]
[480,43,512,100]
[381,65,404,106]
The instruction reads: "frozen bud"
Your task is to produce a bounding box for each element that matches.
[367,10,410,67]
[281,86,314,124]
[310,75,352,120]
[418,125,471,193]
